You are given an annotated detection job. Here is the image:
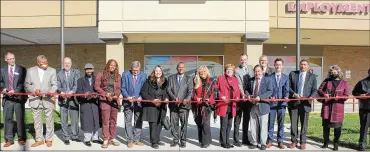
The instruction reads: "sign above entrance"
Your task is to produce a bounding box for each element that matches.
[286,2,370,14]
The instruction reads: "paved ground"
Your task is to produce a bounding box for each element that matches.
[1,111,354,151]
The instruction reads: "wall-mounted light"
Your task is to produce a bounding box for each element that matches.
[283,46,287,49]
[302,37,311,40]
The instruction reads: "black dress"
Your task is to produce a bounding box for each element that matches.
[322,80,342,128]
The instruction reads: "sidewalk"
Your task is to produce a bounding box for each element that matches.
[1,112,354,151]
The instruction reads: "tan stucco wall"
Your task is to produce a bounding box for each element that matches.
[1,1,97,28]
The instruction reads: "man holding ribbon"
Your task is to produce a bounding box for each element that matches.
[25,55,57,147]
[0,52,27,147]
[57,57,81,145]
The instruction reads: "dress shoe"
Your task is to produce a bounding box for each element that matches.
[333,142,339,151]
[72,138,82,142]
[300,143,306,150]
[358,146,366,151]
[158,142,165,146]
[278,143,285,149]
[226,143,234,148]
[170,142,178,147]
[102,143,109,149]
[92,140,103,144]
[64,140,70,145]
[180,143,186,148]
[4,141,13,147]
[321,143,328,149]
[201,144,210,148]
[266,142,272,148]
[31,141,44,147]
[234,142,242,147]
[151,144,159,149]
[249,145,257,149]
[289,143,297,149]
[109,140,120,146]
[127,142,134,148]
[260,145,267,150]
[134,141,144,146]
[221,144,230,149]
[46,140,53,147]
[18,140,26,145]
[84,141,92,147]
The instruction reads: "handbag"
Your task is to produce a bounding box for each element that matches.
[162,116,171,130]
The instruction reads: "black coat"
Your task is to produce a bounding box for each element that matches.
[0,65,28,103]
[140,78,168,123]
[76,75,101,132]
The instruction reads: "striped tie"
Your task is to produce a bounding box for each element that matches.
[8,67,14,90]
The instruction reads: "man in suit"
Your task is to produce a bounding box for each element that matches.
[245,65,273,150]
[259,55,274,76]
[266,58,289,149]
[0,52,27,147]
[233,54,252,146]
[121,61,147,148]
[288,59,317,150]
[57,57,81,145]
[167,62,194,148]
[25,55,57,147]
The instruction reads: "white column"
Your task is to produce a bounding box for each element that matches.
[105,39,125,74]
[244,39,264,67]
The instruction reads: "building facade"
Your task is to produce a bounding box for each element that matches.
[1,0,369,92]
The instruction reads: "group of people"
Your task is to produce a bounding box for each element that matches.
[1,52,370,151]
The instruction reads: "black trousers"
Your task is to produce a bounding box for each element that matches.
[3,99,26,142]
[233,102,252,144]
[323,125,342,144]
[220,105,233,145]
[149,120,163,145]
[359,109,370,148]
[195,106,212,145]
[288,106,309,144]
[170,107,189,144]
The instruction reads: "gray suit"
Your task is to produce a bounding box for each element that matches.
[233,65,252,144]
[25,66,57,142]
[57,69,80,140]
[167,74,193,144]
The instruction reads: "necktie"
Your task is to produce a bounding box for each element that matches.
[298,73,304,96]
[276,74,280,87]
[253,78,259,97]
[178,75,183,88]
[133,75,137,88]
[9,67,14,90]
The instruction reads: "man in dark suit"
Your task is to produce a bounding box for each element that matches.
[266,58,289,149]
[57,57,81,145]
[245,65,273,150]
[167,62,193,148]
[288,59,317,150]
[259,55,274,76]
[0,52,27,147]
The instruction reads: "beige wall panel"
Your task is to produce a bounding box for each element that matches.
[64,15,97,27]
[269,17,278,28]
[122,1,245,20]
[277,17,370,30]
[245,1,269,21]
[121,21,245,33]
[245,21,270,33]
[98,21,122,32]
[65,1,97,15]
[1,1,60,17]
[98,1,123,21]
[270,0,278,17]
[1,15,96,28]
[144,43,224,55]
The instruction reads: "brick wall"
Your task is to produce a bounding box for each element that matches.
[124,44,145,71]
[224,44,243,66]
[323,46,370,93]
[1,44,106,73]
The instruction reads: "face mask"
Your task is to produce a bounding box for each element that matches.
[331,74,339,79]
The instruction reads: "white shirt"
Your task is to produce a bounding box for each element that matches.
[298,71,307,96]
[8,65,15,74]
[253,76,263,96]
[38,67,45,82]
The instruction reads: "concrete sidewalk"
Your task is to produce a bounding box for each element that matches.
[1,112,354,151]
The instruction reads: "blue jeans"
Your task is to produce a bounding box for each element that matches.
[268,107,286,144]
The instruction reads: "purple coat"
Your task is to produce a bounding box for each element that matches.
[317,79,349,123]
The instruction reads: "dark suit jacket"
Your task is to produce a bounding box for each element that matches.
[57,68,80,107]
[245,76,273,115]
[167,74,193,110]
[270,72,289,108]
[0,65,27,102]
[288,71,317,112]
[121,71,147,107]
[353,77,370,110]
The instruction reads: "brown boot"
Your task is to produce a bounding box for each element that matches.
[4,141,13,147]
[127,142,134,148]
[266,142,272,148]
[46,141,52,147]
[109,140,120,146]
[31,141,44,147]
[134,141,144,146]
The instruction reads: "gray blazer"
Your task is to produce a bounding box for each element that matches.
[235,65,252,97]
[167,74,193,110]
[56,68,80,107]
[288,70,317,112]
[24,66,58,109]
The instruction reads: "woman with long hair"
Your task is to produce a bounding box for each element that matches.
[317,65,349,151]
[192,66,215,148]
[140,65,168,149]
[94,59,122,148]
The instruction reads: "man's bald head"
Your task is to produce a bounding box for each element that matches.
[63,57,72,71]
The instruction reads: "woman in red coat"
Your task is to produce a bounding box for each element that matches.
[216,64,241,149]
[192,66,215,148]
[317,65,349,151]
[94,59,122,148]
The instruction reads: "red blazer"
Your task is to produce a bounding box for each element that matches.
[317,79,349,123]
[216,74,241,117]
[192,78,215,105]
[94,72,122,102]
